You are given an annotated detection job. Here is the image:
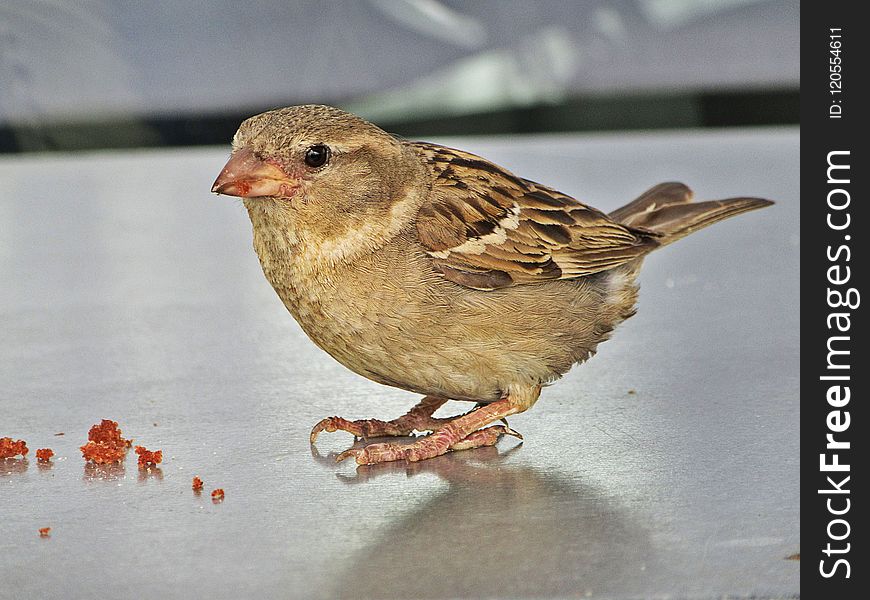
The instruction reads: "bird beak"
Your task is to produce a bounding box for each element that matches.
[211,148,297,198]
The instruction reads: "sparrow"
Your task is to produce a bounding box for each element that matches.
[211,105,772,465]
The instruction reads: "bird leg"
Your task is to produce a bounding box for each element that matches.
[448,425,522,451]
[335,385,539,465]
[310,395,448,443]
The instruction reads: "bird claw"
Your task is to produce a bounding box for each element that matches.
[334,425,523,465]
[335,442,413,465]
[335,447,361,464]
[310,416,342,444]
[501,425,523,440]
[310,415,414,444]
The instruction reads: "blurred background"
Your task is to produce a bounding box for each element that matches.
[0,0,798,152]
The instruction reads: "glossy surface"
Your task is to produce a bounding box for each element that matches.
[0,128,799,599]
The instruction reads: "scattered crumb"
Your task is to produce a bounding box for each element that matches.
[87,419,131,448]
[135,446,163,467]
[54,432,65,436]
[627,389,636,395]
[192,476,204,492]
[211,488,225,502]
[80,442,126,464]
[786,553,800,561]
[0,437,29,459]
[81,419,131,464]
[36,448,54,461]
[39,527,51,538]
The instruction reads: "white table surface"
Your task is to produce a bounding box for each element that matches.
[0,127,799,599]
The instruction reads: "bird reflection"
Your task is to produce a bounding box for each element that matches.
[310,433,522,477]
[311,438,669,598]
[312,437,523,484]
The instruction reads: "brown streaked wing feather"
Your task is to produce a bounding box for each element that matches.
[410,142,658,290]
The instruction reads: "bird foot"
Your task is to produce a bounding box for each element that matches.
[310,416,407,443]
[309,396,448,443]
[335,425,522,465]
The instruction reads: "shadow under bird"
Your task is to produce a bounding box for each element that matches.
[211,105,772,465]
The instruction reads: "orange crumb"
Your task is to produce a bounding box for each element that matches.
[88,419,131,448]
[0,437,29,459]
[81,419,131,464]
[80,441,126,464]
[211,488,225,502]
[134,446,162,467]
[192,476,204,492]
[36,448,54,461]
[39,527,51,537]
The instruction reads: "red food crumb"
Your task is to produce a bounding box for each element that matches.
[134,446,162,467]
[36,448,54,461]
[192,476,204,492]
[80,441,126,464]
[80,419,132,464]
[39,527,51,537]
[211,488,225,502]
[88,419,131,448]
[0,437,29,459]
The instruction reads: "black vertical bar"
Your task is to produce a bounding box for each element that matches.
[802,4,867,597]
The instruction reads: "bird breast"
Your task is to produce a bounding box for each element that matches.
[250,221,637,402]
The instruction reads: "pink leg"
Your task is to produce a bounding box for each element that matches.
[449,425,522,451]
[310,396,448,443]
[336,386,539,465]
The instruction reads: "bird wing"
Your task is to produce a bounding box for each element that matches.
[410,142,660,290]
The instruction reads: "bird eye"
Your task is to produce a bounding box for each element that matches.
[304,144,330,168]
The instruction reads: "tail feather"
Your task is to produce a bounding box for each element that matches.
[608,182,694,226]
[610,183,773,247]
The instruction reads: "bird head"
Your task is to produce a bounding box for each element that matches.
[212,105,427,258]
